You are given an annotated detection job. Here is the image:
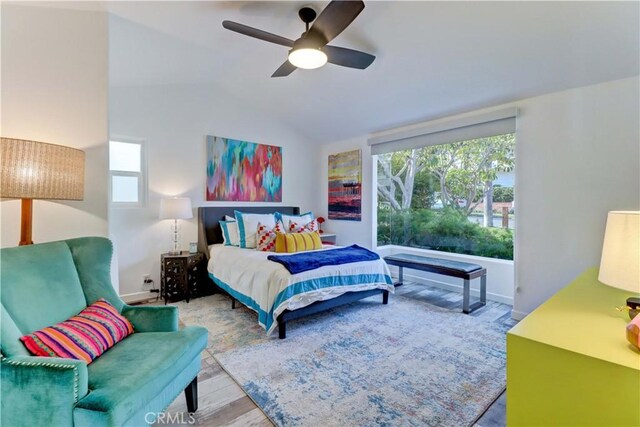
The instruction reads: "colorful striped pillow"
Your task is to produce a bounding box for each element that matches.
[20,298,134,364]
[275,231,323,253]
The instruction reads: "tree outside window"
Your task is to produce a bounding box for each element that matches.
[377,134,515,260]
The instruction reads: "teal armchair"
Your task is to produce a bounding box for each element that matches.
[0,237,208,426]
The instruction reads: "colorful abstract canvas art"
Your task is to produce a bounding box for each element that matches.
[328,149,362,221]
[206,136,282,202]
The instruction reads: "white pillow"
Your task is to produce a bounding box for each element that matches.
[219,220,239,246]
[235,211,277,249]
[278,211,313,228]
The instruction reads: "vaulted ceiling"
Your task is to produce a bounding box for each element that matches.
[108,1,639,143]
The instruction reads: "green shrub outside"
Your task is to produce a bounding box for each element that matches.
[492,186,514,202]
[378,207,513,260]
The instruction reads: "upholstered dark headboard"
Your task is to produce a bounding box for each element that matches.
[197,206,300,258]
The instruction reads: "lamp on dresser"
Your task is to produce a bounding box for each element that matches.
[159,197,193,255]
[598,211,640,318]
[0,137,85,245]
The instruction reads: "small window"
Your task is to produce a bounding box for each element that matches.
[109,139,146,206]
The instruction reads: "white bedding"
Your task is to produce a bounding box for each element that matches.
[207,244,394,334]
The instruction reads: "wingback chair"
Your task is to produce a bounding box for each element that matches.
[0,237,208,426]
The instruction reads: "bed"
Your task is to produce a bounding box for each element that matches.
[197,206,394,338]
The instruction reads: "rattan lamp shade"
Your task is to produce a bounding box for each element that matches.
[1,137,85,245]
[1,137,85,200]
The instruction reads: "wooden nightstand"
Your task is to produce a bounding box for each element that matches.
[160,251,205,304]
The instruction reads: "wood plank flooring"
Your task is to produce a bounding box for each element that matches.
[156,281,515,426]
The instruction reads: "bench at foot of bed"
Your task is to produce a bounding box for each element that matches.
[384,253,487,314]
[276,289,389,339]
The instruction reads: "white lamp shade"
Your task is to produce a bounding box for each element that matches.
[598,211,640,293]
[159,197,193,220]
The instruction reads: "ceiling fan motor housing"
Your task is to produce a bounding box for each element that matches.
[298,7,317,25]
[292,37,323,52]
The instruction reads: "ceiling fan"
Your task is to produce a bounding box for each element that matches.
[222,0,375,78]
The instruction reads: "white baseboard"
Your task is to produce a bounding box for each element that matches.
[397,272,514,306]
[120,291,156,304]
[510,310,528,321]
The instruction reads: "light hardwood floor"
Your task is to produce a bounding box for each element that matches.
[157,281,515,426]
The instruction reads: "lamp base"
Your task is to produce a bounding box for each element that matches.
[19,199,34,246]
[628,297,640,319]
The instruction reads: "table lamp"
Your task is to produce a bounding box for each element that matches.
[1,137,85,245]
[598,211,640,319]
[159,197,193,255]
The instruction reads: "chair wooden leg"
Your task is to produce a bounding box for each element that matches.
[184,377,198,413]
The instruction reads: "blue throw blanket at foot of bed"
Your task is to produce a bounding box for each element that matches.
[267,244,381,274]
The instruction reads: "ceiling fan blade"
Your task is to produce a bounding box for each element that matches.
[271,60,297,78]
[323,45,375,69]
[306,0,365,46]
[222,20,294,47]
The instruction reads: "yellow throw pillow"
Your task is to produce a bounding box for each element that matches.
[275,231,323,253]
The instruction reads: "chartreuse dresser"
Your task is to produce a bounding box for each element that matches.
[507,268,640,426]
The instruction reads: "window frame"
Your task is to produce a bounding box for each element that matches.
[374,132,516,261]
[109,137,147,208]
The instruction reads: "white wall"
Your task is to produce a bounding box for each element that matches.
[109,83,320,297]
[513,76,640,317]
[318,76,640,316]
[1,4,111,278]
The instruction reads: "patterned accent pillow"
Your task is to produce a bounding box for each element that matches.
[256,221,285,252]
[275,231,323,253]
[289,219,318,233]
[20,298,134,364]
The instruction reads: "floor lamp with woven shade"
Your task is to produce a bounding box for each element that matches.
[1,137,85,246]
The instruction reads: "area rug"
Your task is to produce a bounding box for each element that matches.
[173,293,272,353]
[206,295,507,427]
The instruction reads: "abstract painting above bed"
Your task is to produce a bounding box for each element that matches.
[206,135,282,202]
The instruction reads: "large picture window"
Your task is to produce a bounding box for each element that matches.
[376,133,516,260]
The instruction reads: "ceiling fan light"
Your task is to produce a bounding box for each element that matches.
[288,48,328,70]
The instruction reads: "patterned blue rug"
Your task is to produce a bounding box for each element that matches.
[214,295,508,427]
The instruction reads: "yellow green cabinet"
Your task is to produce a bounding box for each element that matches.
[507,268,640,426]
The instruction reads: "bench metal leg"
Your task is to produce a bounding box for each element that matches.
[463,274,487,314]
[463,279,471,313]
[394,266,404,287]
